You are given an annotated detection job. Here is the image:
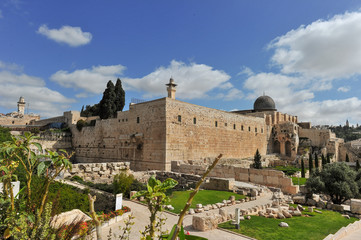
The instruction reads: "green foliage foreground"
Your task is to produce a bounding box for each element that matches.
[169,190,246,214]
[218,207,357,240]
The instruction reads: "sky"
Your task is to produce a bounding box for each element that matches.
[1,0,361,126]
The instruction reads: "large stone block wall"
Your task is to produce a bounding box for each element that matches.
[165,99,268,163]
[64,162,130,183]
[171,161,298,194]
[71,99,168,171]
[299,128,335,147]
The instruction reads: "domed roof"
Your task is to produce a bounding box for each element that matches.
[254,95,276,111]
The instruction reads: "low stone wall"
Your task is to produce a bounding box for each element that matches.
[64,162,130,183]
[171,161,299,194]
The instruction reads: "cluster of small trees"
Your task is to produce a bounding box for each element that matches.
[305,151,361,204]
[81,78,125,119]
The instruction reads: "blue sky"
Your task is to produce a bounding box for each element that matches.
[1,0,361,125]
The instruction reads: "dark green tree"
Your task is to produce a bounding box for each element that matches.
[346,153,350,162]
[314,153,319,170]
[301,159,305,178]
[308,152,313,173]
[327,154,331,164]
[99,80,116,119]
[321,154,326,166]
[253,149,262,169]
[356,160,360,172]
[306,163,359,204]
[80,103,100,117]
[114,78,125,113]
[0,126,12,143]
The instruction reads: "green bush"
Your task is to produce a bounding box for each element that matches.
[113,171,135,197]
[76,119,87,131]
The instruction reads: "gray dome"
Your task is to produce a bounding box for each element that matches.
[254,95,276,111]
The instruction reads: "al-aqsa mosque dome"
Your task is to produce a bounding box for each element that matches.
[253,95,276,111]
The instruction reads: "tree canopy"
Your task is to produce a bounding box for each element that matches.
[80,78,126,119]
[306,163,359,204]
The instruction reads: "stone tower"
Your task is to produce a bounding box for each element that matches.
[17,96,25,115]
[166,77,177,99]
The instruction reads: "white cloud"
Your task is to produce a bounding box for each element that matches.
[50,64,126,94]
[123,60,232,99]
[337,86,350,92]
[37,25,92,47]
[0,66,75,118]
[269,11,361,80]
[0,61,23,72]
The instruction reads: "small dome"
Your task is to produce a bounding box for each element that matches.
[254,95,276,111]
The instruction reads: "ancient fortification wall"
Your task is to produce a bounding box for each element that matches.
[165,99,268,165]
[71,99,167,171]
[171,161,298,194]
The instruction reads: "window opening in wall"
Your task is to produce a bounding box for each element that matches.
[255,128,257,132]
[118,120,120,122]
[215,121,218,127]
[248,126,251,131]
[12,121,14,124]
[261,128,263,133]
[193,117,197,124]
[126,119,128,122]
[178,115,182,122]
[137,117,140,123]
[241,125,244,131]
[225,123,227,127]
[233,124,236,129]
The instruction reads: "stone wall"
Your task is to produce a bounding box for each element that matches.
[71,99,167,171]
[298,128,335,147]
[172,161,299,194]
[0,114,40,126]
[63,162,130,183]
[165,99,269,163]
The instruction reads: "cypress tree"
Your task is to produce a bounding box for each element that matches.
[356,160,360,172]
[115,78,125,113]
[314,153,319,170]
[253,149,262,169]
[309,152,313,173]
[346,153,350,162]
[80,105,84,116]
[301,159,305,178]
[99,80,116,119]
[321,154,326,166]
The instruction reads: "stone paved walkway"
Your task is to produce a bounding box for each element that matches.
[101,190,273,240]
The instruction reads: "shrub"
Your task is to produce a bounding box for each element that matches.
[113,171,135,197]
[76,119,87,131]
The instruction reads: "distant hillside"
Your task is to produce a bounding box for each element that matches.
[329,125,361,142]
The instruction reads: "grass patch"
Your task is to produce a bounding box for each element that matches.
[291,177,307,185]
[273,166,301,176]
[218,207,357,240]
[169,190,245,214]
